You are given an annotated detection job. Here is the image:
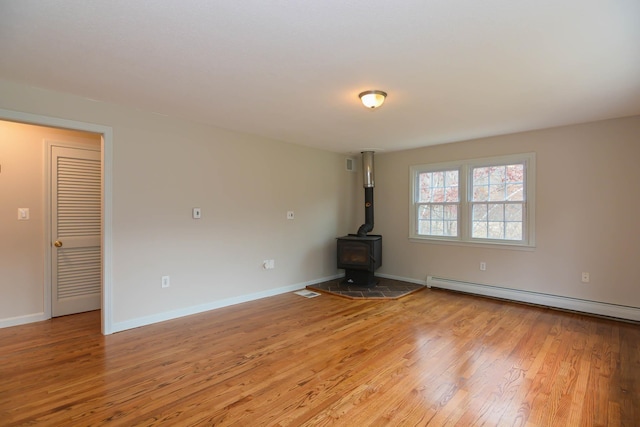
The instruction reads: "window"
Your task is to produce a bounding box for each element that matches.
[410,153,535,247]
[415,169,459,237]
[470,164,524,240]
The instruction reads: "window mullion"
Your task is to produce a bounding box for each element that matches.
[460,164,469,241]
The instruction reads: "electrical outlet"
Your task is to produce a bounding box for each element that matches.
[581,272,590,283]
[287,211,294,220]
[263,260,275,269]
[161,275,170,288]
[480,262,486,271]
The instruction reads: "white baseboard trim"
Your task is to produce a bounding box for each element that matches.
[111,274,342,334]
[0,312,49,329]
[426,276,640,322]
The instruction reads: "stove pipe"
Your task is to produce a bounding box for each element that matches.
[357,151,375,237]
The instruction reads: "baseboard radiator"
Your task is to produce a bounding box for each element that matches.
[426,276,640,322]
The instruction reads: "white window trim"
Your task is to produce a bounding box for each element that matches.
[409,153,536,248]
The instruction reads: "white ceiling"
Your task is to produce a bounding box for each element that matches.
[1,1,639,153]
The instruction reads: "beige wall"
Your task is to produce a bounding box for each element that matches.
[3,75,637,328]
[0,121,100,319]
[0,79,358,327]
[374,116,640,308]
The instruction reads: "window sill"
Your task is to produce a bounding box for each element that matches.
[408,236,536,251]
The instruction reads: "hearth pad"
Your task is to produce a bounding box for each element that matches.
[306,277,425,300]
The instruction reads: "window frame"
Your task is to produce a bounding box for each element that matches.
[409,153,536,248]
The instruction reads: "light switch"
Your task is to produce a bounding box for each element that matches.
[18,208,30,220]
[192,207,201,219]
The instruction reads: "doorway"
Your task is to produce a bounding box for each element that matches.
[0,109,113,334]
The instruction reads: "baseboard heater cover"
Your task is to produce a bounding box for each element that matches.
[426,276,640,322]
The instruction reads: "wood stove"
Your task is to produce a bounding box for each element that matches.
[337,151,382,286]
[337,234,382,286]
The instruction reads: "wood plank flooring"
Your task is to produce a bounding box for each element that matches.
[0,288,638,426]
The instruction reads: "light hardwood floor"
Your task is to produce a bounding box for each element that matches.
[1,287,638,426]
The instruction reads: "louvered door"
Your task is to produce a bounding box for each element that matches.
[52,146,101,317]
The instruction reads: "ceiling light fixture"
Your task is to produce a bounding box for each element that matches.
[359,90,387,110]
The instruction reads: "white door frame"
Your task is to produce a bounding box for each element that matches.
[0,108,113,335]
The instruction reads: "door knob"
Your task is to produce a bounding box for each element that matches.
[54,240,63,247]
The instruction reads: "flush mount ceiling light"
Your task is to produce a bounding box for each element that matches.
[358,90,387,110]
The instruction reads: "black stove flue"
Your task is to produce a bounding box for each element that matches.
[337,151,382,287]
